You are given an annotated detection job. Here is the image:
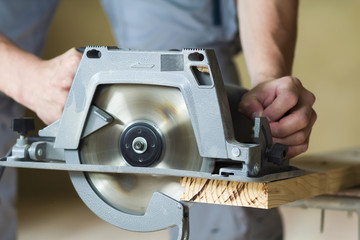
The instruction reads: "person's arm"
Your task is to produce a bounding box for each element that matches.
[238,0,298,84]
[237,0,317,158]
[0,34,82,124]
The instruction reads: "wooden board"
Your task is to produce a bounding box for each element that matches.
[180,148,360,209]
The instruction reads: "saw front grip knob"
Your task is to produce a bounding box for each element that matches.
[11,118,35,136]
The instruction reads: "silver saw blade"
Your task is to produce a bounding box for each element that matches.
[80,84,202,215]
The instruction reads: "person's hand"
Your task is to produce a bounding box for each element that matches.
[16,48,82,124]
[238,76,317,158]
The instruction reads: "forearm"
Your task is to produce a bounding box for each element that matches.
[238,0,298,86]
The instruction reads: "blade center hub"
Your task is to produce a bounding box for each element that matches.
[120,122,163,167]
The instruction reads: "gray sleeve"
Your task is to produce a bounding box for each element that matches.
[0,0,60,56]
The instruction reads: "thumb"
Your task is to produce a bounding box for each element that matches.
[238,93,265,120]
[56,48,82,69]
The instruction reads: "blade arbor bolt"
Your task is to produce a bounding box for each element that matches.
[132,137,148,154]
[120,122,163,167]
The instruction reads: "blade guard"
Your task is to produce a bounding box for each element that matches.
[69,169,189,239]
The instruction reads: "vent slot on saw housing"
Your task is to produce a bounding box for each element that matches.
[191,66,212,86]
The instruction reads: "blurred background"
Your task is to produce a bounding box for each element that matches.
[18,0,360,239]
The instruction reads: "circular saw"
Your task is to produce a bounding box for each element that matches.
[0,47,300,240]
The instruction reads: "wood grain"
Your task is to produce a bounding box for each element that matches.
[180,148,360,209]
